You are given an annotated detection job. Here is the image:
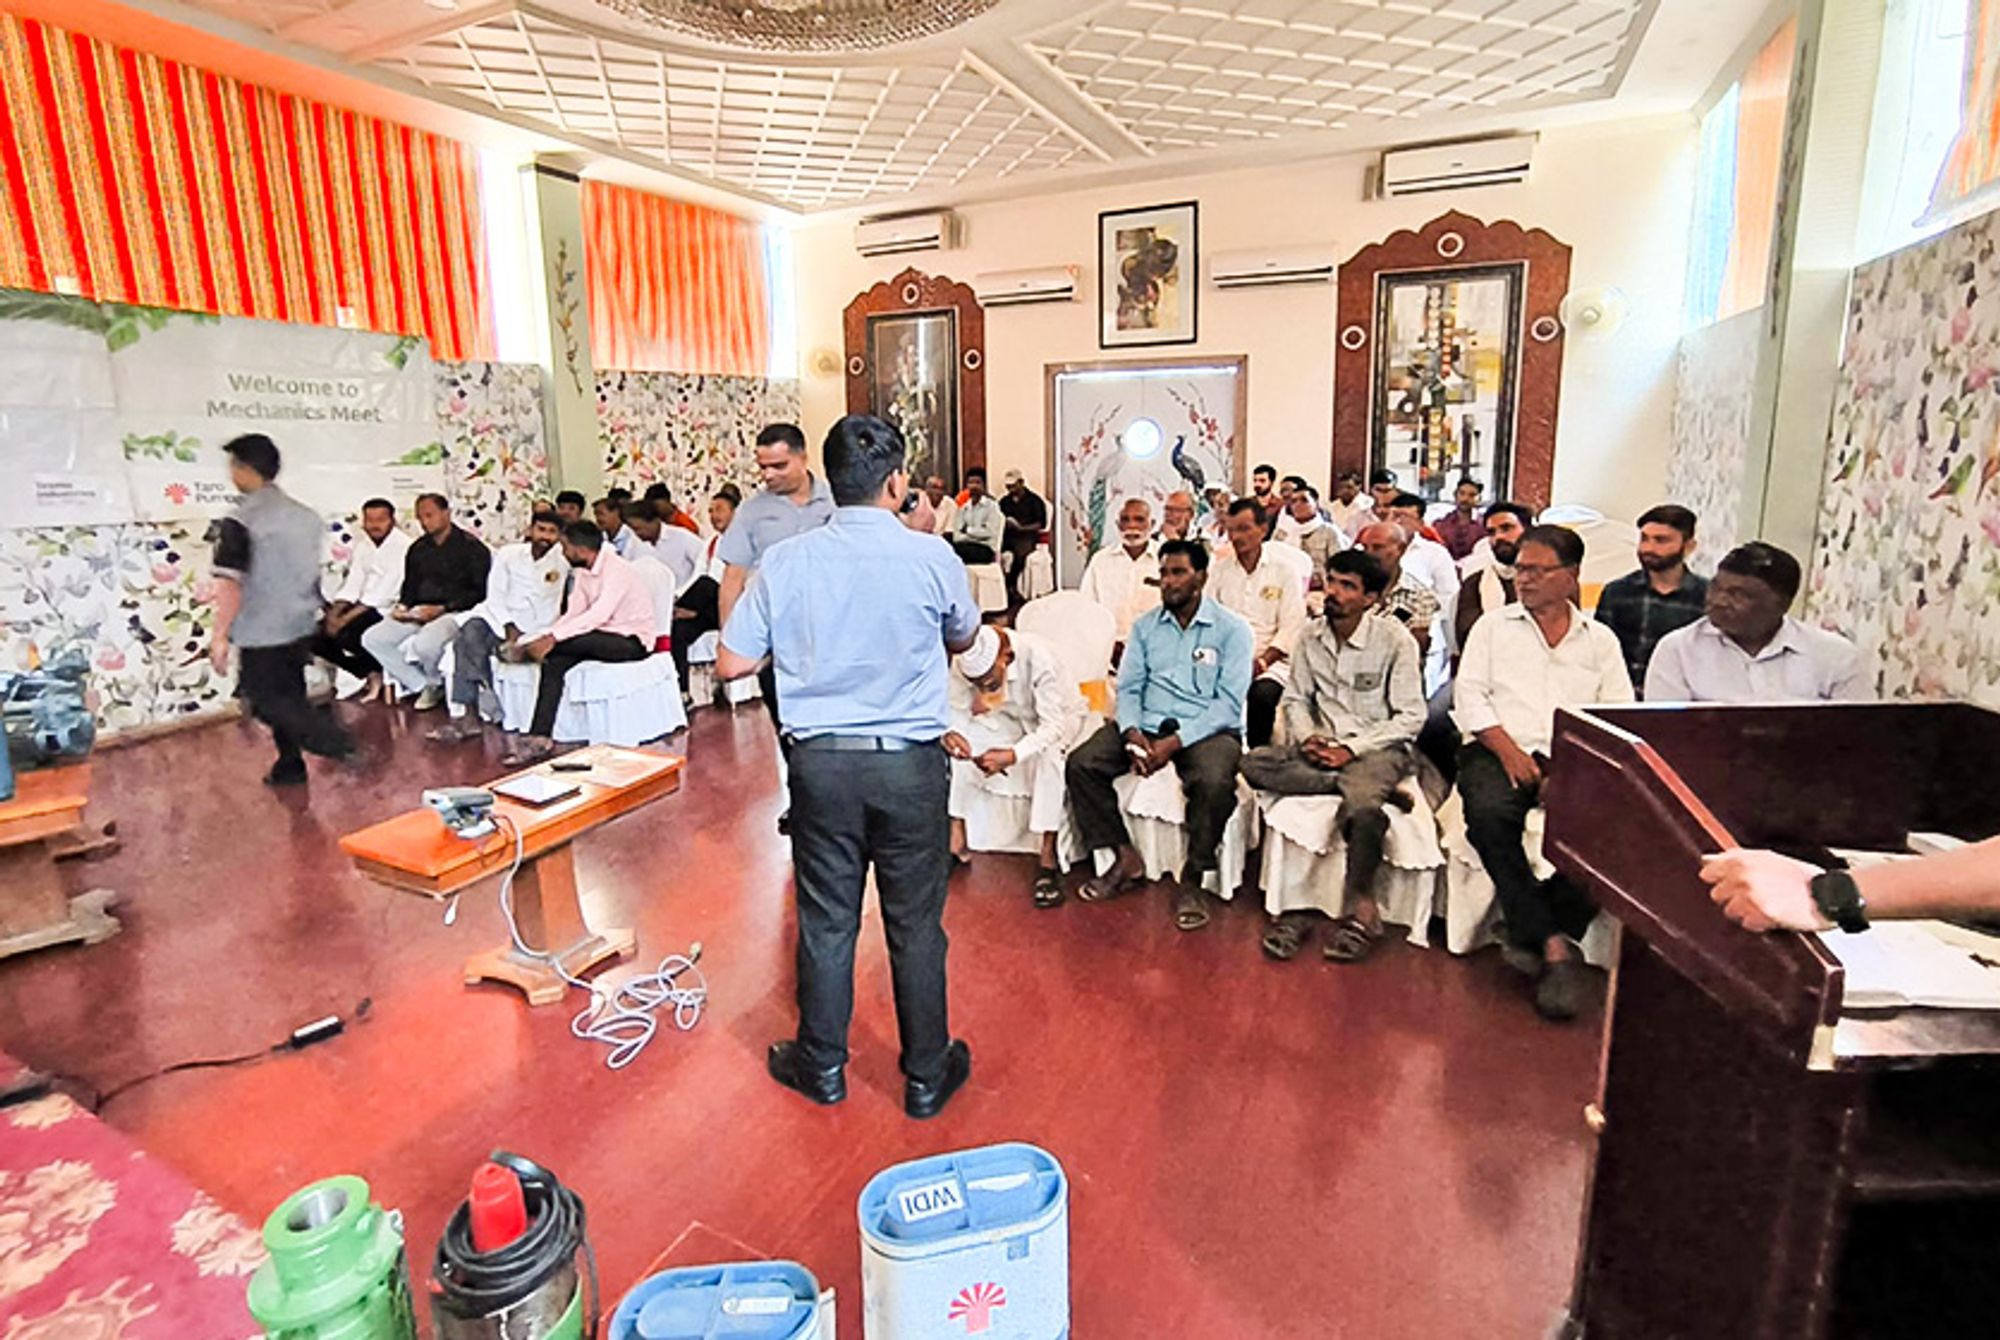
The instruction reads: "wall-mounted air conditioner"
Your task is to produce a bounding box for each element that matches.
[1209,246,1337,289]
[854,210,958,257]
[1378,134,1535,197]
[973,266,1077,307]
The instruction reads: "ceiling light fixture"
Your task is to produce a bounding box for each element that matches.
[599,0,997,52]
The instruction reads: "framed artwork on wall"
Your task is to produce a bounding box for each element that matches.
[1045,354,1247,589]
[1099,201,1198,348]
[866,310,960,488]
[842,267,986,484]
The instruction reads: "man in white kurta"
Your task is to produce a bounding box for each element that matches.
[1078,497,1160,646]
[945,625,1084,906]
[1208,499,1308,748]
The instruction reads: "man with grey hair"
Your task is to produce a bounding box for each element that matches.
[1356,521,1440,661]
[1079,497,1161,643]
[1158,490,1198,544]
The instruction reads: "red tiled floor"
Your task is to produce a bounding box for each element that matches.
[0,701,1604,1338]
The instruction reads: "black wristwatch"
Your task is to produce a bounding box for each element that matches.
[1810,869,1870,934]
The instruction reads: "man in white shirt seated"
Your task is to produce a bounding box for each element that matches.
[312,496,411,701]
[948,468,1004,566]
[1382,493,1462,609]
[1281,487,1345,596]
[1273,475,1311,541]
[1328,470,1373,537]
[1209,499,1307,748]
[1454,524,1633,1023]
[1157,490,1198,545]
[945,626,1084,907]
[1241,549,1425,963]
[1079,497,1160,646]
[429,509,567,742]
[622,499,705,593]
[1645,542,1868,703]
[923,475,958,539]
[503,520,659,765]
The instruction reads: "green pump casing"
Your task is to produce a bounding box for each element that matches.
[247,1175,417,1340]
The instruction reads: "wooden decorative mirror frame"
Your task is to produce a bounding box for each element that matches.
[843,267,986,487]
[1332,211,1571,508]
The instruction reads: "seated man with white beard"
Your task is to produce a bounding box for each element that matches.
[945,625,1085,908]
[1079,497,1161,647]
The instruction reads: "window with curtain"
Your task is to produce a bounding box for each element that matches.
[0,13,493,360]
[1684,17,1798,330]
[581,181,777,377]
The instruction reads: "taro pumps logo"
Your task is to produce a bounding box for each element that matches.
[948,1282,1007,1333]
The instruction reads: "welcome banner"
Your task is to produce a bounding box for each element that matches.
[0,289,441,528]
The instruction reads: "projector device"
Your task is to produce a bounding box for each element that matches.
[423,786,497,839]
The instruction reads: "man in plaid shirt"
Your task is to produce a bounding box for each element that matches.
[1594,504,1707,692]
[1357,521,1442,660]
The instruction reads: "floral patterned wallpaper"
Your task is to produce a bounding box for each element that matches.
[1663,307,1762,575]
[0,361,551,734]
[598,371,802,515]
[1807,212,2000,704]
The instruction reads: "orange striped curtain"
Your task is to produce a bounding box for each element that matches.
[582,180,770,376]
[1718,16,1795,320]
[0,13,492,361]
[1931,0,2000,219]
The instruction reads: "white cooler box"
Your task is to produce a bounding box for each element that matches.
[859,1143,1068,1340]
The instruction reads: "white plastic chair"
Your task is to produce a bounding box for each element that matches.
[1015,591,1116,694]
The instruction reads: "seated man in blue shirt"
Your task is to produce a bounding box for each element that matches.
[1066,539,1254,932]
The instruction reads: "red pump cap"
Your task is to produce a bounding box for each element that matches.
[468,1161,528,1253]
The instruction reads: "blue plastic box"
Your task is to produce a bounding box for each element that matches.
[608,1261,825,1340]
[857,1142,1068,1339]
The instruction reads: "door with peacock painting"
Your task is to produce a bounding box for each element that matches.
[1044,355,1247,589]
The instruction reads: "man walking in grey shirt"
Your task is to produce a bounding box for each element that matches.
[209,434,355,785]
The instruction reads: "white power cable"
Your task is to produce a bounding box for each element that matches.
[464,813,708,1070]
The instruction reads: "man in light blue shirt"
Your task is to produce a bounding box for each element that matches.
[1066,539,1253,931]
[716,422,837,832]
[1645,542,1869,703]
[948,467,1005,564]
[719,414,982,1121]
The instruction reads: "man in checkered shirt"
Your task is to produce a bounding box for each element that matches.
[1357,521,1441,661]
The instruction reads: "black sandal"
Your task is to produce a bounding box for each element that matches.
[1261,918,1309,960]
[1173,886,1211,932]
[1323,915,1383,962]
[1032,868,1065,908]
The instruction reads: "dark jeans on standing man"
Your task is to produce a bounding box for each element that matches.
[1065,721,1242,878]
[239,639,355,771]
[1456,741,1597,951]
[310,607,383,679]
[529,632,648,737]
[671,575,719,694]
[788,738,952,1084]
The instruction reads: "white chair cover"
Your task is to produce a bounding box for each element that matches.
[492,654,688,746]
[1015,592,1116,690]
[1433,788,1616,966]
[1254,780,1446,943]
[1061,766,1259,897]
[684,629,762,706]
[1023,546,1056,600]
[966,563,1008,613]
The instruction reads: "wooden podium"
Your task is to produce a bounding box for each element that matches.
[0,764,119,960]
[339,746,682,1005]
[1546,702,2000,1340]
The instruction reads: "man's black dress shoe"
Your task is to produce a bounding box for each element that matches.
[767,1040,845,1105]
[264,760,308,787]
[905,1039,972,1120]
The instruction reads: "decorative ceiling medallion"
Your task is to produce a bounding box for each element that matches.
[599,0,997,52]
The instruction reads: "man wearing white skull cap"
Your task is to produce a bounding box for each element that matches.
[946,624,1086,907]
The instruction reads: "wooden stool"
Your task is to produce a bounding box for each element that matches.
[340,746,682,1006]
[0,765,120,961]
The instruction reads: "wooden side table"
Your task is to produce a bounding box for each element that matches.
[0,765,120,961]
[339,746,683,1005]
